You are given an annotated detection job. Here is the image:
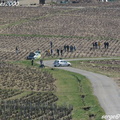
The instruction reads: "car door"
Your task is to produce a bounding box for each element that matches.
[61,61,66,66]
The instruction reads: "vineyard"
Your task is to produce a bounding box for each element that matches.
[0,2,120,120]
[0,62,73,120]
[0,62,56,91]
[0,90,73,120]
[0,4,120,61]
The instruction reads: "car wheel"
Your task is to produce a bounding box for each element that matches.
[68,64,70,66]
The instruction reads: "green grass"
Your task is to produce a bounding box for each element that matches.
[10,59,39,67]
[46,68,105,120]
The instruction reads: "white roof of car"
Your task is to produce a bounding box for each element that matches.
[55,59,66,61]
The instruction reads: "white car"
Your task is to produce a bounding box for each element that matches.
[53,59,71,67]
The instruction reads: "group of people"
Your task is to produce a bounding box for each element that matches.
[31,59,44,68]
[92,41,109,49]
[45,49,63,56]
[64,45,76,52]
[104,42,109,49]
[92,41,101,49]
[56,45,76,56]
[45,42,76,57]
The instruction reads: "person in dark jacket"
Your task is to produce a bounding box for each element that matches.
[31,59,34,65]
[57,49,59,56]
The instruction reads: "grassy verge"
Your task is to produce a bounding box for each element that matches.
[46,68,105,120]
[9,59,39,67]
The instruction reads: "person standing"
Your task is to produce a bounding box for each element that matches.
[48,49,50,56]
[92,42,95,49]
[50,41,53,48]
[57,49,59,56]
[73,45,76,51]
[70,45,73,52]
[64,45,67,52]
[40,59,44,68]
[60,49,63,56]
[95,42,98,49]
[51,49,53,55]
[67,45,69,52]
[16,46,19,55]
[37,48,40,53]
[31,59,34,66]
[106,42,109,49]
[104,42,106,49]
[98,41,101,49]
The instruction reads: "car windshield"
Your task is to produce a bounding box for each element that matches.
[29,52,35,56]
[61,61,67,63]
[54,61,58,63]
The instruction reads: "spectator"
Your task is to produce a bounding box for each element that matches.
[64,45,67,52]
[57,49,59,56]
[70,45,73,52]
[95,42,98,49]
[16,46,19,55]
[31,59,34,66]
[40,59,44,68]
[60,49,63,56]
[73,45,76,51]
[50,41,53,48]
[67,45,69,52]
[51,49,53,55]
[104,42,107,49]
[98,41,101,49]
[106,42,109,49]
[37,48,40,53]
[92,42,95,49]
[48,49,50,56]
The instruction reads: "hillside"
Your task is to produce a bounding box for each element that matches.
[0,5,120,61]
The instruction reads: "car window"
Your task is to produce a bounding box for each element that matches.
[54,61,59,63]
[63,61,67,63]
[29,54,35,57]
